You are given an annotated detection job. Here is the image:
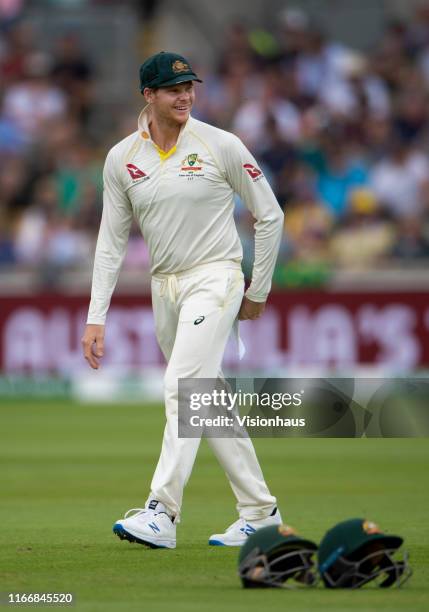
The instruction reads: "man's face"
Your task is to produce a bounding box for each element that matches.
[145,81,195,125]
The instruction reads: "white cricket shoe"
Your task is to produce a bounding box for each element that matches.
[208,507,282,546]
[113,501,176,549]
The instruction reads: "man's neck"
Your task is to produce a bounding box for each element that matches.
[148,111,184,152]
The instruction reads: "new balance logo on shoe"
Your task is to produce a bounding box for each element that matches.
[240,524,256,536]
[149,522,161,533]
[208,511,282,546]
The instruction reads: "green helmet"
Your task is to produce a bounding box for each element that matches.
[318,518,412,589]
[238,524,318,588]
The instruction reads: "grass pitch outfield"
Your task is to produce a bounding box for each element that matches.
[1,400,428,612]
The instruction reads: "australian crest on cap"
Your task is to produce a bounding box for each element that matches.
[172,59,190,73]
[362,520,381,534]
[278,524,296,536]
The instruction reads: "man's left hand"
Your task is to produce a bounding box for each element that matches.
[238,297,266,321]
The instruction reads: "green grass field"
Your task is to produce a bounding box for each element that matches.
[1,399,428,611]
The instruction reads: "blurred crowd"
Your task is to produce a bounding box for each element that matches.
[2,4,429,287]
[0,12,104,282]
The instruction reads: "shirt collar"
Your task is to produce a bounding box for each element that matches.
[137,105,192,146]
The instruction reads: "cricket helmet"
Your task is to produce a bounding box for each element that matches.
[238,524,318,588]
[318,518,412,588]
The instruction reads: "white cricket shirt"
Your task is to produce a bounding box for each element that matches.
[87,107,284,324]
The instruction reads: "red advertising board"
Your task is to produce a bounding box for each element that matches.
[1,291,428,373]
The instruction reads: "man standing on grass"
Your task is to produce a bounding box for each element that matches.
[81,51,284,549]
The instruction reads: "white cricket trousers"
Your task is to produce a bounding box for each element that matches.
[148,259,277,522]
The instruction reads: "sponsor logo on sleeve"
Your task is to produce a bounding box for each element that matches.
[126,163,150,183]
[243,163,263,181]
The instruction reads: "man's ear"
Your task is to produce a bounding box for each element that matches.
[143,87,155,104]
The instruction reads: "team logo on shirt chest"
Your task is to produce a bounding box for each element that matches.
[126,163,151,183]
[179,153,205,179]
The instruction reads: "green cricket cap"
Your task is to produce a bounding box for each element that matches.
[139,51,202,92]
[239,524,317,566]
[318,518,403,574]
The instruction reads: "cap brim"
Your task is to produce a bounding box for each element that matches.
[275,536,318,552]
[355,533,403,554]
[158,74,203,87]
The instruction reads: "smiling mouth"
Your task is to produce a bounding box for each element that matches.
[174,106,189,111]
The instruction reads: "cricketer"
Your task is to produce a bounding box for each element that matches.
[81,51,284,549]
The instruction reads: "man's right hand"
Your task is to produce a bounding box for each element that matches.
[81,324,105,370]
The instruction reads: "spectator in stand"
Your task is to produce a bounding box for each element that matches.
[294,27,350,102]
[302,126,369,218]
[193,55,262,130]
[0,155,27,209]
[0,209,15,265]
[394,86,429,144]
[275,7,310,68]
[259,114,297,205]
[53,139,103,217]
[0,113,27,154]
[319,51,391,122]
[43,215,91,269]
[51,33,95,125]
[0,20,34,89]
[371,20,413,95]
[391,216,429,260]
[232,65,301,150]
[371,128,429,219]
[14,175,92,273]
[330,188,395,268]
[363,116,392,162]
[14,176,59,265]
[2,50,67,142]
[406,4,429,57]
[217,22,261,73]
[284,165,332,263]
